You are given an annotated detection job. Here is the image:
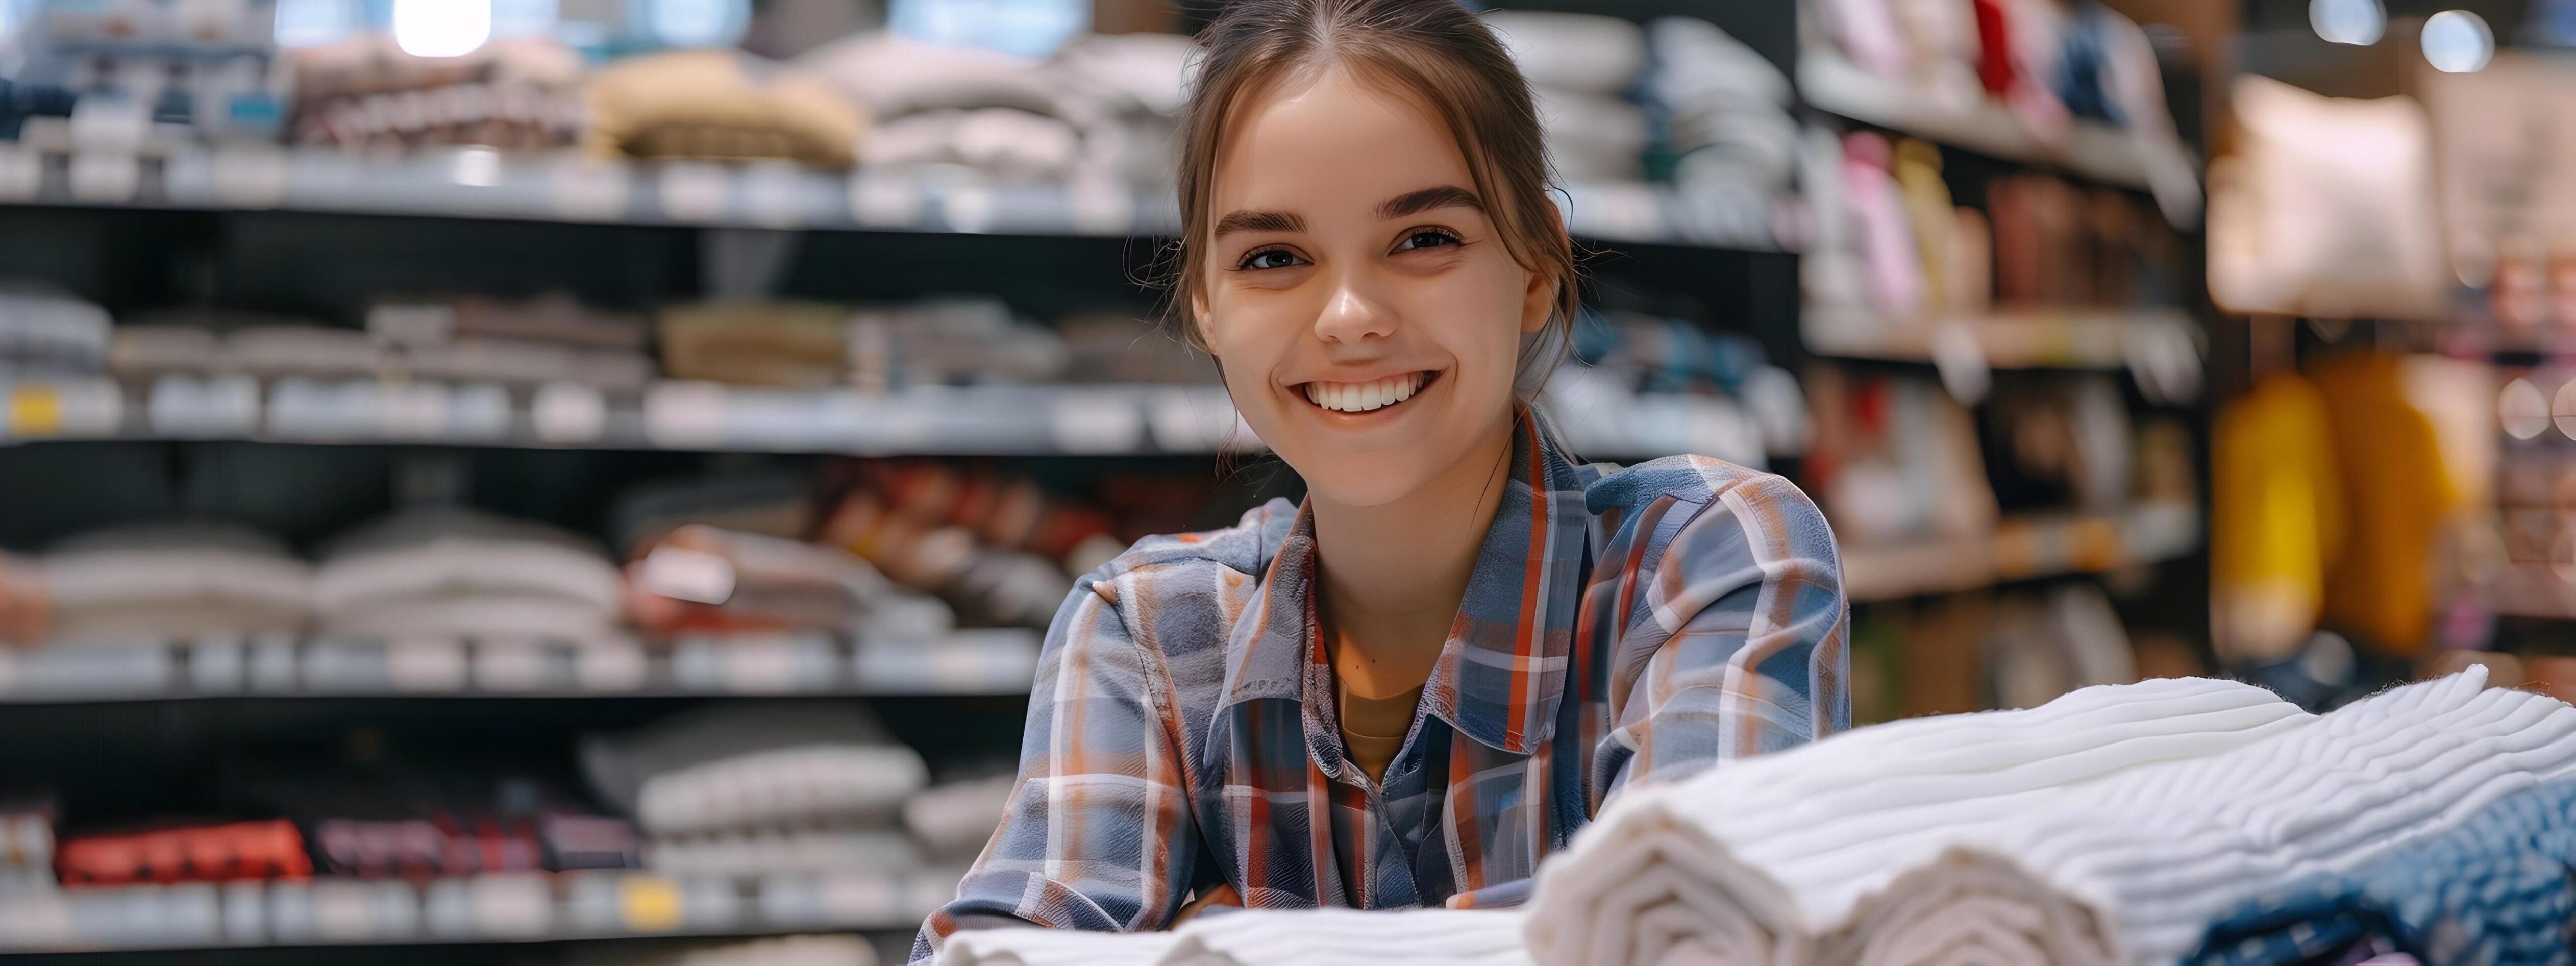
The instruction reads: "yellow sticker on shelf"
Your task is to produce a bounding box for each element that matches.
[8,385,62,437]
[2067,518,2124,572]
[1992,520,2044,579]
[618,876,685,932]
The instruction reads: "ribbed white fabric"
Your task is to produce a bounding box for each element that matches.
[1522,677,2314,966]
[1161,909,1530,966]
[1836,667,2576,966]
[934,909,1526,966]
[937,928,1178,966]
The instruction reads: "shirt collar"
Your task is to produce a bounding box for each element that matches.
[1218,411,1590,758]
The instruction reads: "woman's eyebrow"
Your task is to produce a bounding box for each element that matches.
[1214,210,1305,237]
[1377,185,1484,220]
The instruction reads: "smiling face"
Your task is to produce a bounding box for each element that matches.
[1193,66,1557,509]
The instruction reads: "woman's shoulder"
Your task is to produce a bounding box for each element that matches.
[1067,497,1298,621]
[1579,454,1820,521]
[1578,454,1839,566]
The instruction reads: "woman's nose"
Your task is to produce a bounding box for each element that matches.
[1312,269,1398,344]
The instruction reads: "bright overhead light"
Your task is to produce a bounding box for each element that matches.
[393,0,493,58]
[2423,10,2495,72]
[2310,0,2385,44]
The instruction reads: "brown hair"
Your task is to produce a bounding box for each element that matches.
[1167,0,1579,397]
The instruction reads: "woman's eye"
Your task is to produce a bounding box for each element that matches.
[1397,230,1460,251]
[1240,249,1305,270]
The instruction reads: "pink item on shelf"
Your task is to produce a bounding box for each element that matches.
[1841,132,1923,319]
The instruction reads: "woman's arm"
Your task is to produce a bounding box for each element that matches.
[910,568,1203,962]
[1582,463,1851,809]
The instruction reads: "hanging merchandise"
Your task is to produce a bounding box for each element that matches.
[2208,76,2447,320]
[2311,351,2463,656]
[2211,370,2343,666]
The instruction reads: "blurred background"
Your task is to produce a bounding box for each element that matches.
[0,0,2537,959]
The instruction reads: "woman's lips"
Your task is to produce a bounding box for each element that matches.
[1298,371,1432,413]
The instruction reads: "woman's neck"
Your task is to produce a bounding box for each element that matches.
[1309,409,1518,700]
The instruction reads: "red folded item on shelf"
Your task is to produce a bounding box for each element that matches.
[57,820,312,886]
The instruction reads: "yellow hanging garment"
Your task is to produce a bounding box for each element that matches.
[2210,370,2343,664]
[2310,351,2460,655]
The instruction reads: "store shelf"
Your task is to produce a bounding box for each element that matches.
[1797,51,2195,193]
[1802,305,2201,370]
[0,630,1039,704]
[0,143,1790,251]
[0,377,1762,463]
[1840,502,2201,602]
[0,869,940,952]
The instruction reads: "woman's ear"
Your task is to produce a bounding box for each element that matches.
[1519,266,1558,335]
[1192,287,1218,351]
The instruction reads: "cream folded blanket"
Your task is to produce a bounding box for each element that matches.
[1834,668,2576,966]
[1521,677,2312,966]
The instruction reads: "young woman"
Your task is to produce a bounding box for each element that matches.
[915,0,1847,956]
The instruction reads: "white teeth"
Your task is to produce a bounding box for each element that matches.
[1305,373,1427,413]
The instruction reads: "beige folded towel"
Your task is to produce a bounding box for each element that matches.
[585,50,866,169]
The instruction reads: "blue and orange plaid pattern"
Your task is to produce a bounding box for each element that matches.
[913,415,1849,961]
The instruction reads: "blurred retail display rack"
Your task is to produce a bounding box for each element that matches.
[1796,48,2196,195]
[0,377,1771,463]
[1801,305,2201,373]
[0,630,1040,704]
[1839,501,2203,603]
[0,869,941,952]
[0,142,1792,252]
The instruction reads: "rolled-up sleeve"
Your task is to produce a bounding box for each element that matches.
[910,567,1201,962]
[1582,461,1849,808]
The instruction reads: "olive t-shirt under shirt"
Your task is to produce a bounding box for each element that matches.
[1339,682,1426,784]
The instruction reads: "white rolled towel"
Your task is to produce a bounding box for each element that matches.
[1522,677,2312,966]
[1829,668,2576,966]
[937,927,1177,966]
[1163,908,1529,966]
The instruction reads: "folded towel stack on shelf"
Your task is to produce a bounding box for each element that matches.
[36,522,314,644]
[625,523,954,644]
[0,286,109,379]
[288,35,587,152]
[56,820,314,887]
[584,50,865,168]
[584,705,938,910]
[1480,10,1795,229]
[820,461,1097,630]
[803,33,1092,184]
[315,507,626,645]
[368,296,657,393]
[1515,668,2576,966]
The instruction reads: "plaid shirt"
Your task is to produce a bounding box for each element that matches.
[914,417,1848,961]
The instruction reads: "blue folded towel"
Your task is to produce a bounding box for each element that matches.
[2188,779,2576,966]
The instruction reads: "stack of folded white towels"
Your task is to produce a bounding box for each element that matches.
[315,507,626,643]
[584,705,932,887]
[921,670,2576,966]
[937,907,1531,966]
[1522,667,2576,966]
